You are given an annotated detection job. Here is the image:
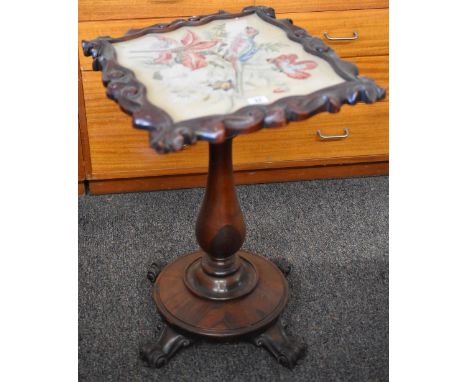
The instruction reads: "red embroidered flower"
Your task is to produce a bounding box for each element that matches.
[151,30,218,70]
[267,54,318,79]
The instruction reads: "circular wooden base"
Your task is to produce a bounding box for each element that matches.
[184,255,259,301]
[153,250,288,338]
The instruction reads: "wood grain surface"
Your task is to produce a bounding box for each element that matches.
[254,0,388,15]
[153,251,288,337]
[79,9,388,71]
[88,161,389,194]
[79,0,388,22]
[288,9,388,58]
[78,60,92,177]
[82,60,388,180]
[78,125,85,182]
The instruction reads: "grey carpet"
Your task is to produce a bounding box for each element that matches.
[79,176,388,382]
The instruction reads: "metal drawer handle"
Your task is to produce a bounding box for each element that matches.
[317,128,349,140]
[323,31,359,41]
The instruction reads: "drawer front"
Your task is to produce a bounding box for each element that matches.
[81,69,388,180]
[285,9,388,58]
[79,0,388,22]
[350,55,389,97]
[78,123,85,181]
[261,0,388,14]
[79,0,252,22]
[235,102,388,169]
[79,9,387,71]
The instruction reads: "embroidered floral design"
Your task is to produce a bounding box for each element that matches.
[267,54,317,79]
[221,26,259,94]
[224,26,259,64]
[148,30,219,70]
[125,22,324,115]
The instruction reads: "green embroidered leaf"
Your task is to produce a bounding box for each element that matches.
[212,23,227,39]
[208,61,225,69]
[153,72,163,80]
[258,42,288,52]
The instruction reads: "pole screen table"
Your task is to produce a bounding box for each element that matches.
[82,5,385,369]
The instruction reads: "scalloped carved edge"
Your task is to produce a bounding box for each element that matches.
[82,6,386,154]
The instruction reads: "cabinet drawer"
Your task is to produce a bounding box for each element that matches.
[79,0,252,22]
[235,101,388,169]
[79,9,387,72]
[351,55,389,97]
[264,0,388,14]
[81,73,387,180]
[79,0,388,22]
[287,9,388,58]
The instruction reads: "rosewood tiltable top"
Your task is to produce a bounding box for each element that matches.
[82,5,385,369]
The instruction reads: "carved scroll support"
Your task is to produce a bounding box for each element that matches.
[140,323,195,368]
[252,320,306,368]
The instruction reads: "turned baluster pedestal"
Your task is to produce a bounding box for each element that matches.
[140,139,305,368]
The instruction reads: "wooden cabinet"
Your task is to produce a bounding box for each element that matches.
[78,123,85,194]
[78,2,389,194]
[78,0,388,21]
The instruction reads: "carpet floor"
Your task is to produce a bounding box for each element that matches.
[79,176,388,382]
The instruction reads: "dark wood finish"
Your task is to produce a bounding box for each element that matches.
[253,320,306,369]
[153,250,288,337]
[140,323,194,368]
[141,154,386,367]
[187,139,255,300]
[152,141,289,338]
[82,6,385,154]
[88,160,388,194]
[196,140,245,260]
[144,140,305,367]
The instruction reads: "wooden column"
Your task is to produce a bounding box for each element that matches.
[186,139,257,300]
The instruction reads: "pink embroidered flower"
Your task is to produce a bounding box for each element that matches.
[153,51,172,64]
[267,54,318,79]
[151,30,218,70]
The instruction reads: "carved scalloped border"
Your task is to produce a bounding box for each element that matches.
[82,6,386,154]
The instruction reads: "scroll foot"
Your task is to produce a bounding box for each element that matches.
[252,320,306,368]
[272,257,292,277]
[147,261,165,284]
[140,324,194,368]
